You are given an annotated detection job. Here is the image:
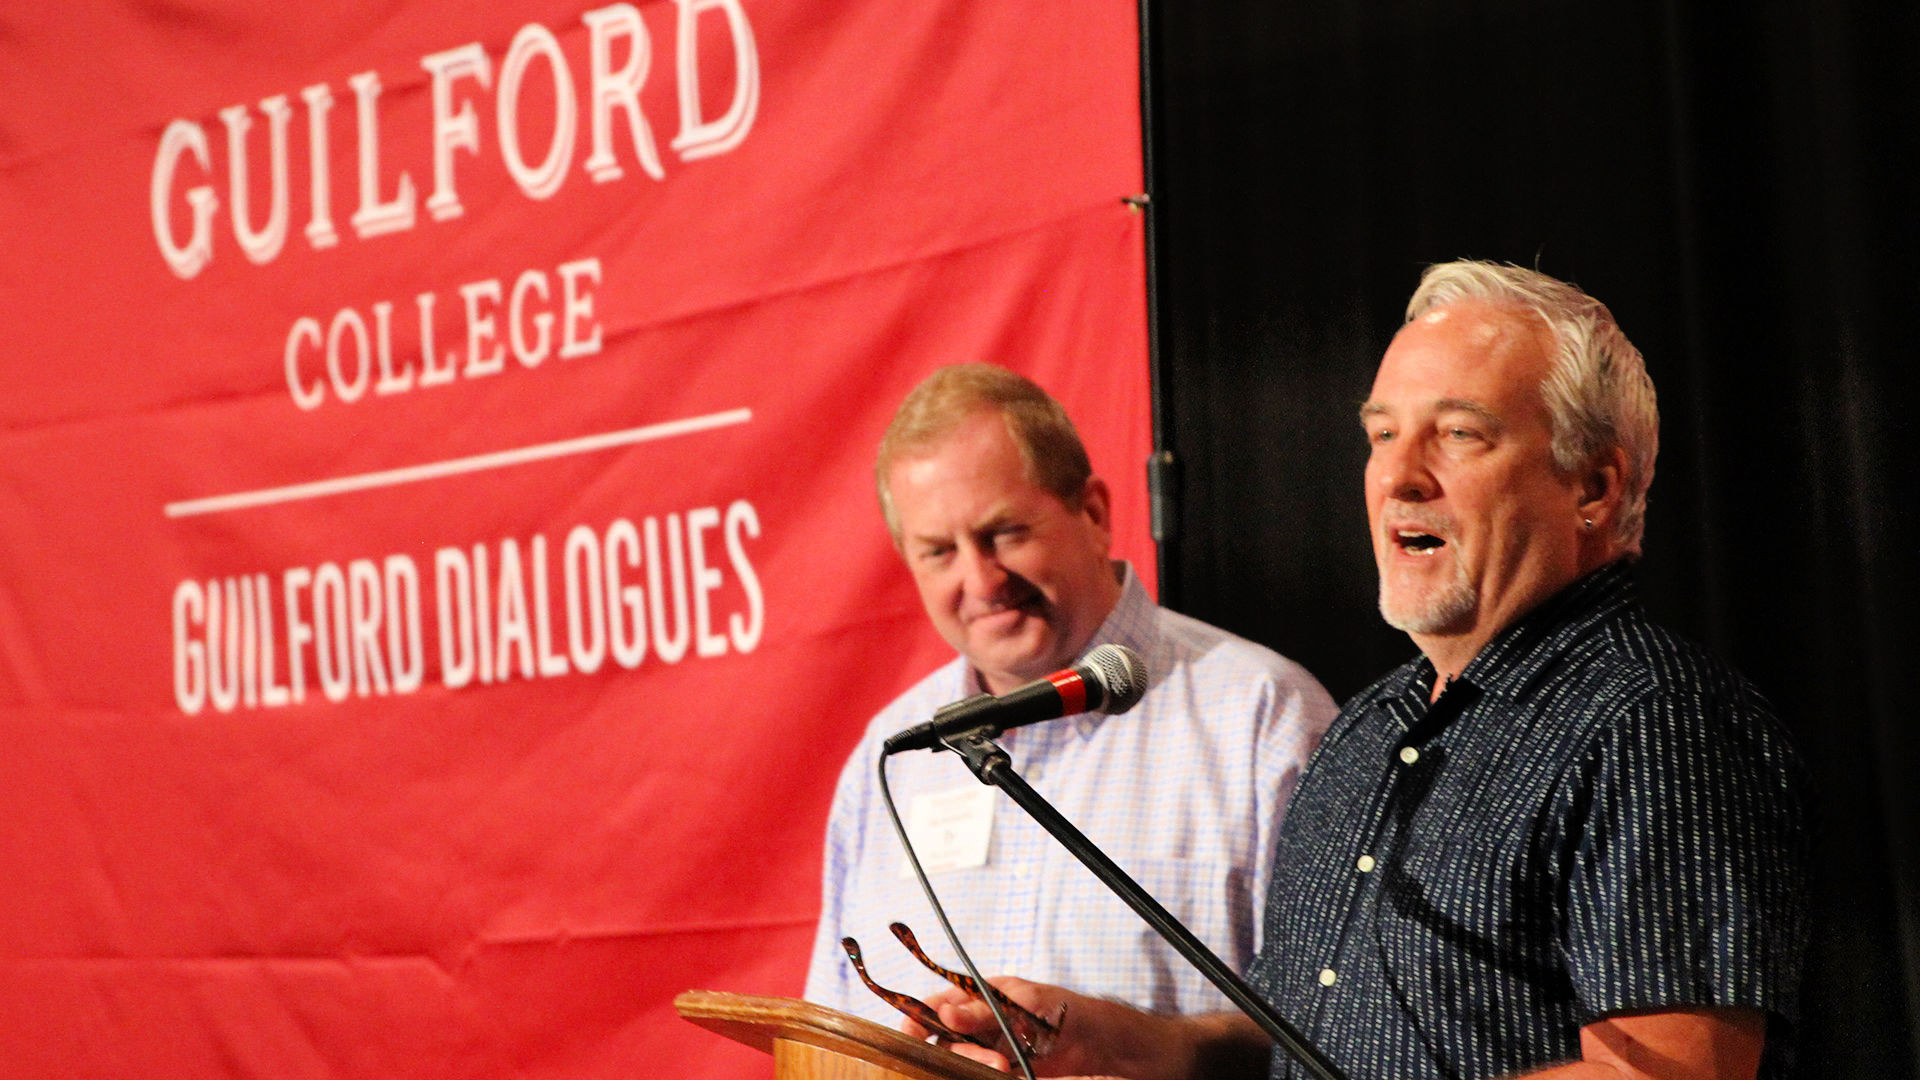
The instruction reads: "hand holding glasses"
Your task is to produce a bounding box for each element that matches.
[839,921,1063,1056]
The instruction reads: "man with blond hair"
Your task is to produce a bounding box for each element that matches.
[804,364,1336,1026]
[916,265,1809,1080]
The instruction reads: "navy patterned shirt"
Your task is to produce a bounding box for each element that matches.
[1248,562,1809,1080]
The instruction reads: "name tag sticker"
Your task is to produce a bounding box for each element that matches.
[901,785,996,876]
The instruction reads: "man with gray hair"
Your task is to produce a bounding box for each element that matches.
[914,264,1809,1080]
[804,363,1336,1026]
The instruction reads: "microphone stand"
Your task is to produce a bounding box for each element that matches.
[937,729,1349,1080]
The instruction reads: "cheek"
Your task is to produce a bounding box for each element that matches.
[995,539,1050,579]
[1363,480,1390,536]
[909,569,959,614]
[996,555,1049,601]
[1479,494,1561,563]
[1501,469,1581,532]
[1364,461,1397,514]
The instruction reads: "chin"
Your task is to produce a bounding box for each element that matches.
[1379,582,1479,636]
[968,638,1049,681]
[994,645,1056,679]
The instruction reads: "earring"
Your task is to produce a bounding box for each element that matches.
[1583,518,1594,530]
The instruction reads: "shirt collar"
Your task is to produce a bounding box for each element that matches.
[1459,559,1638,703]
[1366,559,1639,723]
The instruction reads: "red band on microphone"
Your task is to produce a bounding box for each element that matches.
[1047,670,1088,715]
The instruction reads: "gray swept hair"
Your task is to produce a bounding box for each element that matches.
[1408,260,1659,552]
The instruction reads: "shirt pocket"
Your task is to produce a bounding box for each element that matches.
[1035,854,1253,1014]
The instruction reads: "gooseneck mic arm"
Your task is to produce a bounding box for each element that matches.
[939,729,1350,1080]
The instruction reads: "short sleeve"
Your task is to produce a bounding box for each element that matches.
[1558,681,1809,1024]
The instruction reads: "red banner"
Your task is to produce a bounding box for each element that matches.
[0,2,1149,1077]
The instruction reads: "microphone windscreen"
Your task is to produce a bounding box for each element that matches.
[1082,643,1149,714]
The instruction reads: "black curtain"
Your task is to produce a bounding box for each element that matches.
[1144,1,1919,1075]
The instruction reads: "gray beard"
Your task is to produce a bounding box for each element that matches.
[1378,565,1478,635]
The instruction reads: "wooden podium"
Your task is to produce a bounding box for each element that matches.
[676,992,1016,1080]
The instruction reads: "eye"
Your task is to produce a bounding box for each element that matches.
[1365,425,1395,444]
[989,525,1030,550]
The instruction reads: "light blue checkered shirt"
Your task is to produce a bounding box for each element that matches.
[804,563,1337,1023]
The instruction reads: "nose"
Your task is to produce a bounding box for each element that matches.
[958,542,1009,600]
[1372,434,1438,503]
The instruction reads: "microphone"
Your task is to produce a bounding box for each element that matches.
[883,643,1149,754]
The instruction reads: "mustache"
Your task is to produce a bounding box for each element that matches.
[964,577,1043,617]
[1383,503,1457,536]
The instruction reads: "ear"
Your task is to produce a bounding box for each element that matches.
[1576,446,1630,531]
[1079,476,1114,545]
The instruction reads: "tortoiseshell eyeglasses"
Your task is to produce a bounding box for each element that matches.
[839,921,1061,1056]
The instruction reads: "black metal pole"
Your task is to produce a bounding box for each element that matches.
[941,731,1349,1080]
[1136,0,1180,610]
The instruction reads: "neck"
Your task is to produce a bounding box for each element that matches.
[1412,558,1627,701]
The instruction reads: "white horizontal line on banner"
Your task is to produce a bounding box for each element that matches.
[164,407,754,519]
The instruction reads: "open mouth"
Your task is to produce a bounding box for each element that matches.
[1394,529,1446,555]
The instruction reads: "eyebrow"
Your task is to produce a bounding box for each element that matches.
[905,507,1022,549]
[1357,398,1506,432]
[1434,397,1506,432]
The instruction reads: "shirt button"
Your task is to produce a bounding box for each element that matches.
[1399,746,1420,765]
[1318,968,1338,987]
[1356,855,1376,873]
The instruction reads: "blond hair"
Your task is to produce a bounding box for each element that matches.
[876,364,1092,540]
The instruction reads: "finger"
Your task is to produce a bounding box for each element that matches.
[982,976,1049,1011]
[936,997,1000,1033]
[920,986,975,1011]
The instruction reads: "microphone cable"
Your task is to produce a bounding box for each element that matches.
[877,750,1039,1080]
